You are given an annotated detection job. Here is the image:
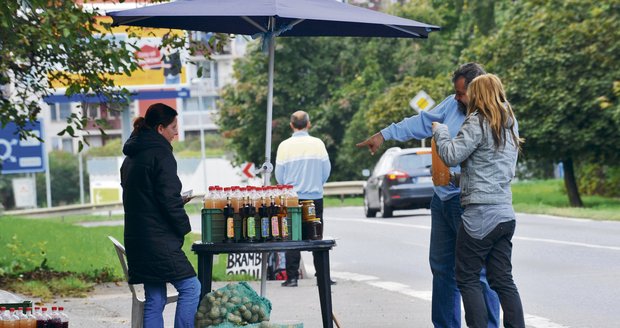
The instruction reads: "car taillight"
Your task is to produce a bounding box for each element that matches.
[386,170,409,181]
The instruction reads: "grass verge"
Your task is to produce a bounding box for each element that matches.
[512,180,620,220]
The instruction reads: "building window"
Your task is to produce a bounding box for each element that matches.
[184,96,218,112]
[51,137,62,150]
[185,97,199,112]
[83,102,101,119]
[49,103,72,122]
[62,138,74,153]
[51,137,73,153]
[107,102,127,118]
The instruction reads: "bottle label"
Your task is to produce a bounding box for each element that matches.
[247,217,256,238]
[281,216,289,239]
[271,216,280,237]
[226,217,235,238]
[308,206,315,216]
[261,217,270,238]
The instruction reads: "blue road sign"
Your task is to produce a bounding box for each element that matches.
[0,121,45,174]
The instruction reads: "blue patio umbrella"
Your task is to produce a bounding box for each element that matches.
[108,0,439,184]
[109,3,439,321]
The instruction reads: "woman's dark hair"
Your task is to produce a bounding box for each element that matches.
[132,103,177,134]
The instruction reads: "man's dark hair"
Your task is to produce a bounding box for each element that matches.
[290,111,309,130]
[452,62,486,87]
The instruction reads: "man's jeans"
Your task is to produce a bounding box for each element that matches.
[456,220,525,328]
[144,276,201,328]
[430,194,500,328]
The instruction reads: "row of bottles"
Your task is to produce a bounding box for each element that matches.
[0,306,68,328]
[222,193,291,243]
[204,185,299,212]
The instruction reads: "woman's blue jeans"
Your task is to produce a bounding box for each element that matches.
[430,194,500,328]
[144,276,201,328]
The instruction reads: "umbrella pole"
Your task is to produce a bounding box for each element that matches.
[262,18,276,188]
[260,17,276,298]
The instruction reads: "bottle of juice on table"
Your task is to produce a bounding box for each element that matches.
[203,186,215,209]
[58,307,68,328]
[232,186,243,213]
[49,307,61,328]
[223,197,235,243]
[285,185,299,207]
[26,307,37,328]
[16,307,28,328]
[221,187,231,210]
[278,195,289,240]
[269,195,281,241]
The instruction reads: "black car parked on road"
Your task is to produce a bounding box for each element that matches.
[363,147,433,218]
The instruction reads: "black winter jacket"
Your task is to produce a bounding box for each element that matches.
[120,128,195,284]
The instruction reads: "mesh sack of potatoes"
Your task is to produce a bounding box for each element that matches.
[195,282,272,328]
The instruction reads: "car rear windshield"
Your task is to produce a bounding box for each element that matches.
[393,153,432,173]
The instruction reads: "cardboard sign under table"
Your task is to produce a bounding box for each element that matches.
[192,239,337,328]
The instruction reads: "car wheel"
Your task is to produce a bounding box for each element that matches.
[364,193,378,218]
[379,191,393,218]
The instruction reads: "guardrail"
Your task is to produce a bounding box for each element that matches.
[2,181,366,217]
[3,202,124,218]
[323,180,365,199]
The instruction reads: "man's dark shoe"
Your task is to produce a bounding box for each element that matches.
[281,279,298,287]
[330,280,337,285]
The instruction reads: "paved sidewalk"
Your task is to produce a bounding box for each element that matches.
[28,277,431,328]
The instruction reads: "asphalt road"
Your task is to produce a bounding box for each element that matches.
[64,205,620,327]
[312,206,620,328]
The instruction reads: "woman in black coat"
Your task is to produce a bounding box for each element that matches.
[120,103,200,328]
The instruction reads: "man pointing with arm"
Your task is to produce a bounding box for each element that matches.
[357,63,500,328]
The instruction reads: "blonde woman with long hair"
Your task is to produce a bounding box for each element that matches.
[432,74,525,328]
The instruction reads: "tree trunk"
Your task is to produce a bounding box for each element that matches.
[562,158,583,207]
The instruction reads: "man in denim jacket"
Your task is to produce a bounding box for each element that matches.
[357,63,500,328]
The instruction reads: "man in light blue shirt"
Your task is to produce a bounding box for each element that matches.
[357,63,500,328]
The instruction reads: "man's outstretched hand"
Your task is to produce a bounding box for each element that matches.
[356,132,385,155]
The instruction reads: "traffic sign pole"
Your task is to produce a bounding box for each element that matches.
[44,138,52,208]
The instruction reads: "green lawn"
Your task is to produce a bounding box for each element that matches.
[0,217,200,280]
[512,180,620,220]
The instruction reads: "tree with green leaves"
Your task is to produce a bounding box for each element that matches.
[467,0,620,207]
[0,0,221,153]
[0,0,138,149]
[218,37,356,169]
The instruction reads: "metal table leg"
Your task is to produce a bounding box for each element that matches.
[313,250,333,328]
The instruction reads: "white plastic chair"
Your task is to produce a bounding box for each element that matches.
[108,236,179,328]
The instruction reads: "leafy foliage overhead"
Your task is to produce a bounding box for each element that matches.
[467,0,620,165]
[0,0,138,145]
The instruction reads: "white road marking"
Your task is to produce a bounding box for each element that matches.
[329,217,620,251]
[368,280,433,302]
[330,271,378,282]
[324,268,571,327]
[524,314,571,328]
[515,236,620,251]
[329,216,431,230]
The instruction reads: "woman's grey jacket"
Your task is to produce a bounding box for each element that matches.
[432,112,519,207]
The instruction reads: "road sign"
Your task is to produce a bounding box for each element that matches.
[12,177,37,208]
[242,162,255,178]
[0,121,45,174]
[409,90,435,113]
